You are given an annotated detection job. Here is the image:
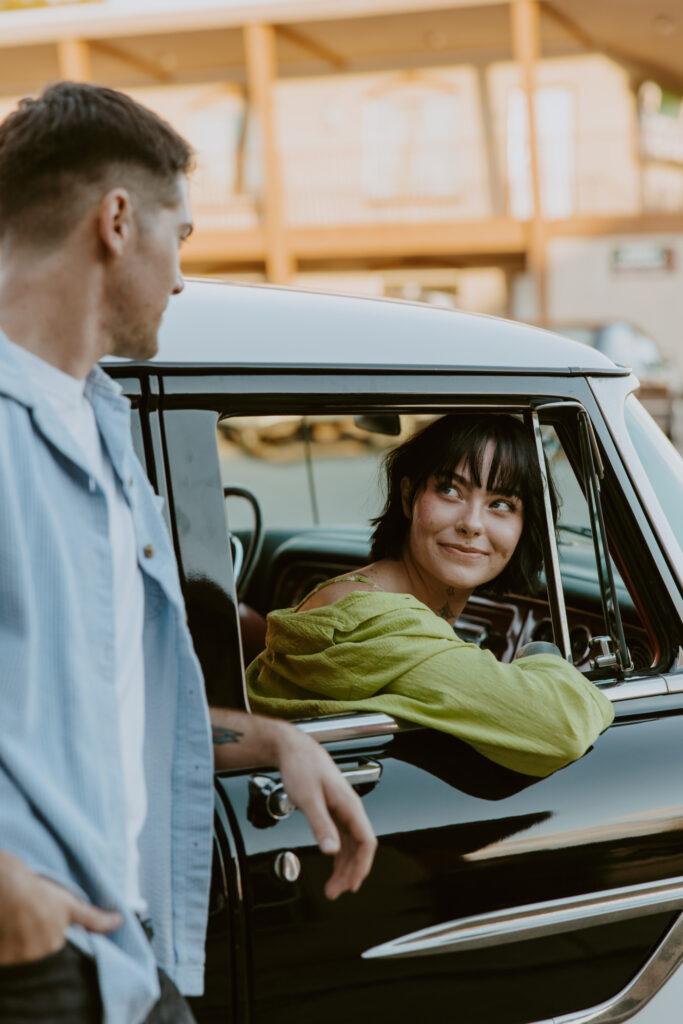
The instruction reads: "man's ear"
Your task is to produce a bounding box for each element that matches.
[97,188,133,256]
[400,476,412,519]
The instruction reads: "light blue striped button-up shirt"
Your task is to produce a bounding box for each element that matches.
[0,335,214,1023]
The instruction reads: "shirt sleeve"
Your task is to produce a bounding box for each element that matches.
[382,640,615,777]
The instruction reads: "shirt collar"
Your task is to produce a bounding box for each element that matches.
[0,331,124,410]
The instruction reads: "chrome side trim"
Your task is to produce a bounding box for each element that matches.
[295,712,404,743]
[549,912,683,1023]
[601,676,668,701]
[362,876,683,959]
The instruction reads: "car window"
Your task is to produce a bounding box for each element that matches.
[218,414,410,530]
[624,394,683,541]
[219,408,653,677]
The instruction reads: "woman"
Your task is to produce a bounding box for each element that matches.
[247,414,614,778]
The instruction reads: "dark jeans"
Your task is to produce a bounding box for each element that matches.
[0,942,196,1023]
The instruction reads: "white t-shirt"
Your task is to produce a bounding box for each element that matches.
[11,342,147,912]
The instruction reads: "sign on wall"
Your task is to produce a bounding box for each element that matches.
[611,242,675,273]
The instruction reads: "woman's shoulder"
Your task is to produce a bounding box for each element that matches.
[295,570,386,612]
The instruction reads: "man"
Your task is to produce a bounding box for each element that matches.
[0,82,376,1023]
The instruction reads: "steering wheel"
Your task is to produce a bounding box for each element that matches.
[223,486,264,599]
[515,640,563,659]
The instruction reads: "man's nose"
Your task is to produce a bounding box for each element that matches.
[172,270,185,296]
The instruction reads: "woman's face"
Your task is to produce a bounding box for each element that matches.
[401,441,524,598]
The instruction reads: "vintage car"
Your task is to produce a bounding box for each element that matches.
[104,279,683,1024]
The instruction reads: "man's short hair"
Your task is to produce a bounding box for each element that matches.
[0,80,194,245]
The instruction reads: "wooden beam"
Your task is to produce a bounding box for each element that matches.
[89,39,173,83]
[181,211,683,269]
[291,219,527,258]
[57,38,91,82]
[0,1,504,50]
[543,1,683,96]
[510,0,547,321]
[180,217,527,266]
[541,1,594,50]
[274,23,347,70]
[243,23,294,285]
[182,226,266,264]
[547,213,683,238]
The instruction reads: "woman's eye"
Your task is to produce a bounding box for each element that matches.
[491,497,519,512]
[438,483,460,497]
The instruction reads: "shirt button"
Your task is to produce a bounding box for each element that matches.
[143,544,155,559]
[88,477,96,493]
[128,476,134,487]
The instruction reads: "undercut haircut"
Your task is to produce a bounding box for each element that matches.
[370,413,559,596]
[0,80,194,245]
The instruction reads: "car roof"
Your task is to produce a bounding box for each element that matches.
[103,278,625,375]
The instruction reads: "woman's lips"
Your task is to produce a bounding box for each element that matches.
[439,542,486,559]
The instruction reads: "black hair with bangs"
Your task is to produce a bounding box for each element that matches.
[369,413,558,596]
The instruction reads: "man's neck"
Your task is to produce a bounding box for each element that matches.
[0,244,105,380]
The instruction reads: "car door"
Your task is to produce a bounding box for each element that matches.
[151,369,683,1024]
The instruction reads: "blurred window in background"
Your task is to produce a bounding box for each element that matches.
[507,86,576,219]
[638,80,683,213]
[186,92,246,202]
[362,79,461,202]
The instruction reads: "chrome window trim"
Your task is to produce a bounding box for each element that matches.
[530,409,572,660]
[296,712,406,743]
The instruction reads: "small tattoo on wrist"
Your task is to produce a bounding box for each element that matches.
[212,726,244,745]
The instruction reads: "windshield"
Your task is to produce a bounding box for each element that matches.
[624,394,683,540]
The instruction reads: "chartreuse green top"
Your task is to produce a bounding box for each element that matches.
[246,582,615,778]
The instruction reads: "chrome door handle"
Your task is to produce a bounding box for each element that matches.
[249,758,382,824]
[363,875,683,960]
[337,760,383,788]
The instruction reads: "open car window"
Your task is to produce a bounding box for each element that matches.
[217,404,659,693]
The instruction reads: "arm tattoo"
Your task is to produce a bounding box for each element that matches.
[438,602,454,621]
[212,726,244,746]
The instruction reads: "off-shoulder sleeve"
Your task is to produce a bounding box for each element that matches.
[381,643,614,777]
[247,592,614,777]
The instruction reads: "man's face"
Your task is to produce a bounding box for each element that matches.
[107,173,193,361]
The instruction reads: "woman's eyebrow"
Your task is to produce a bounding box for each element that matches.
[451,471,471,486]
[441,471,521,498]
[488,483,523,499]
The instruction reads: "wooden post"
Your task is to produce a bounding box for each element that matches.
[57,39,92,82]
[510,0,547,321]
[243,23,294,285]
